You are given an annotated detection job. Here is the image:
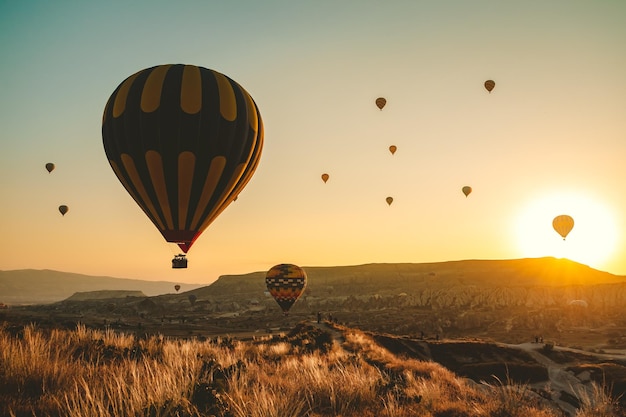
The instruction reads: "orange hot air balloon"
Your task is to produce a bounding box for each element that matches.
[375,97,386,110]
[102,64,263,255]
[265,264,307,314]
[45,163,55,173]
[58,205,69,216]
[321,173,329,183]
[462,186,472,197]
[484,80,495,93]
[552,215,574,240]
[389,145,397,155]
[386,196,393,206]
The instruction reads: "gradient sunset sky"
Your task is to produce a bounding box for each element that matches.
[1,1,625,284]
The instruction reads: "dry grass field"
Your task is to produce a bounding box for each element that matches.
[1,320,623,417]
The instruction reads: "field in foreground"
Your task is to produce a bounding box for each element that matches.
[1,321,624,417]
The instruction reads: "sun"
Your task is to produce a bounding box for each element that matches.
[514,191,618,270]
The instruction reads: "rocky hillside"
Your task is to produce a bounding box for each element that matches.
[0,269,201,305]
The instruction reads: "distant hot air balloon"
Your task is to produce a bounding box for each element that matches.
[462,186,472,197]
[45,163,55,173]
[375,97,387,110]
[484,80,495,93]
[58,205,69,216]
[174,285,181,292]
[321,173,329,183]
[389,145,397,155]
[552,215,574,240]
[102,64,263,256]
[386,196,393,206]
[265,264,307,315]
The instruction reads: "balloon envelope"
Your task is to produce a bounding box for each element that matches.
[59,205,68,216]
[375,97,386,110]
[462,186,472,197]
[386,196,393,206]
[265,264,307,314]
[45,163,55,173]
[389,145,397,155]
[102,64,263,254]
[321,173,329,183]
[174,285,180,292]
[552,214,574,240]
[484,80,495,93]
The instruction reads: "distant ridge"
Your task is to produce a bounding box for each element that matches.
[193,257,626,301]
[65,290,146,301]
[2,258,624,306]
[0,269,201,305]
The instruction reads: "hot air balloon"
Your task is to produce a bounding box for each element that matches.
[45,163,55,173]
[321,173,329,183]
[462,186,472,197]
[102,64,263,259]
[375,97,386,110]
[386,197,393,206]
[552,215,574,240]
[484,80,495,93]
[58,205,68,216]
[265,264,307,315]
[389,145,397,155]
[174,285,181,292]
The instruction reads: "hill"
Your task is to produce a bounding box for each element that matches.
[4,257,626,349]
[189,256,626,305]
[65,290,146,301]
[0,269,201,305]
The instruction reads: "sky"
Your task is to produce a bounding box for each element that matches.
[1,1,625,284]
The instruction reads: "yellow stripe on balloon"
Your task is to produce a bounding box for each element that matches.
[178,151,195,228]
[195,162,245,232]
[141,65,171,113]
[214,71,236,121]
[190,156,226,229]
[145,150,173,230]
[119,154,165,230]
[243,89,258,133]
[180,65,202,115]
[113,71,142,118]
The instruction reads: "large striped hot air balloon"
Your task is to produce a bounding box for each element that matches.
[265,264,307,314]
[102,64,263,255]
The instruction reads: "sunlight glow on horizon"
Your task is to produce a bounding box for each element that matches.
[514,190,619,271]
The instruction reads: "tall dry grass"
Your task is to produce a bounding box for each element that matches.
[1,321,620,417]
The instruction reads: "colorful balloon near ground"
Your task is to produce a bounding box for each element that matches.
[375,97,386,110]
[58,205,68,216]
[45,163,55,173]
[102,64,264,254]
[484,80,495,93]
[265,264,307,314]
[462,186,472,197]
[552,214,574,240]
